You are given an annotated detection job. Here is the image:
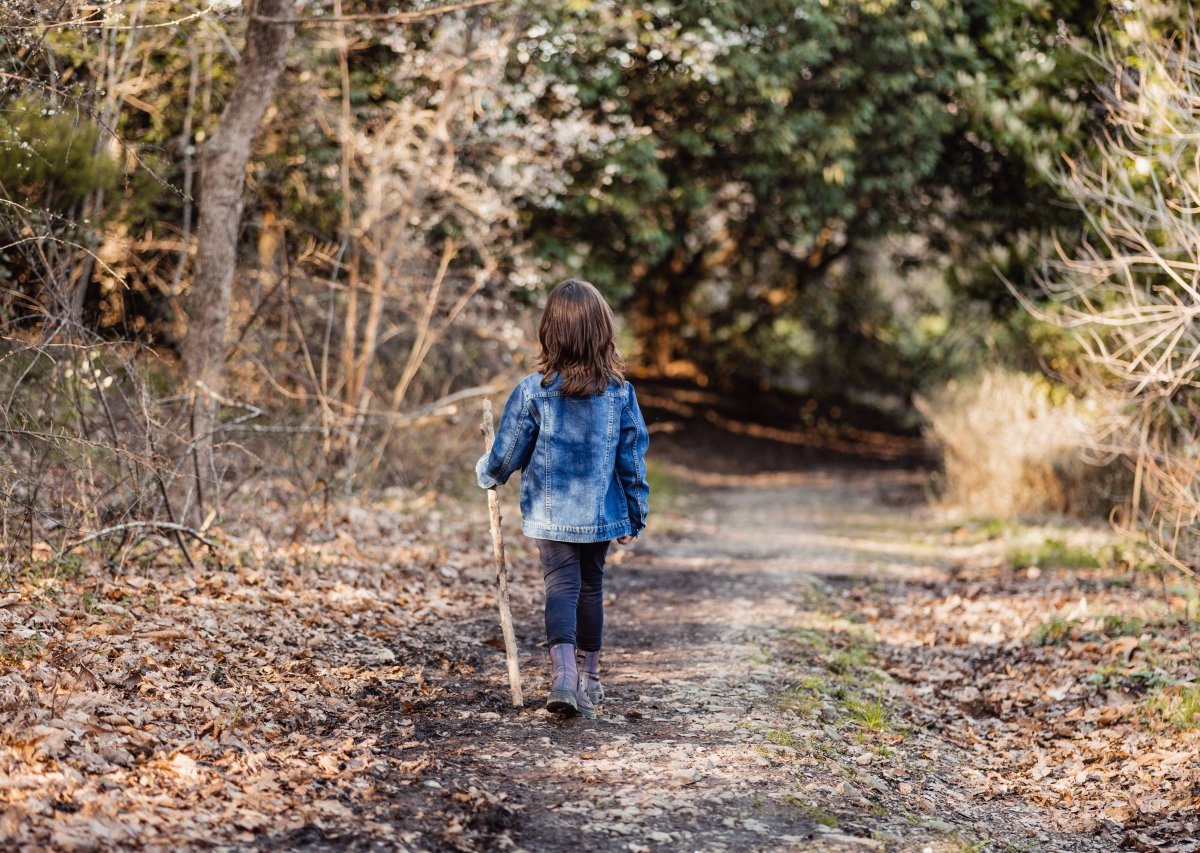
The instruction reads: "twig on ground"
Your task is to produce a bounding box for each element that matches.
[68,521,223,552]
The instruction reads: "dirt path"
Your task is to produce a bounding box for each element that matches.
[362,463,1123,852]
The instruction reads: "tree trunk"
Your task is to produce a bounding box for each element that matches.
[182,0,295,522]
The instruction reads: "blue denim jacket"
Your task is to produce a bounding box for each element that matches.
[476,373,650,543]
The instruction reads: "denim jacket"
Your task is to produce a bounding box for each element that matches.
[476,373,650,543]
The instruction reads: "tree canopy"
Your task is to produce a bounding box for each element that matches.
[520,0,1104,391]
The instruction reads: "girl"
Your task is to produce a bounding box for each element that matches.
[476,279,650,719]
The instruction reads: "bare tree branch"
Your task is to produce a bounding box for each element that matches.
[251,0,503,26]
[68,520,222,551]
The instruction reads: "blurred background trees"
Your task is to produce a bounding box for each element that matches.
[525,0,1101,399]
[2,0,1198,571]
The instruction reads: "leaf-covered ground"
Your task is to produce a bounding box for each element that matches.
[3,414,1199,851]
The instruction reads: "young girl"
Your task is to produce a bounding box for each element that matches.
[476,279,650,719]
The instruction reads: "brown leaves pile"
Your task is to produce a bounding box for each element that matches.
[0,489,520,849]
[852,555,1200,850]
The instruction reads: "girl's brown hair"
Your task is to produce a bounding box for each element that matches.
[535,279,625,396]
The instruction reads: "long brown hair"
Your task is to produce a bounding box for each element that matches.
[535,279,625,396]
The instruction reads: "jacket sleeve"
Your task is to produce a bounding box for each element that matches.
[476,381,539,489]
[616,382,651,534]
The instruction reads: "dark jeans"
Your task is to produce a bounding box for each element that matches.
[536,539,609,651]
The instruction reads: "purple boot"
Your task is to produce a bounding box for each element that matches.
[547,644,596,719]
[578,649,604,705]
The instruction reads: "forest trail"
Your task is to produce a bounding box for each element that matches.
[371,461,1124,852]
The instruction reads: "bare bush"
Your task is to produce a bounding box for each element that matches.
[0,3,207,565]
[1026,20,1200,571]
[223,10,631,496]
[0,336,214,577]
[916,369,1118,518]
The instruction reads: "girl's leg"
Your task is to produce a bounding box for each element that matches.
[538,540,582,646]
[576,541,609,704]
[537,539,596,718]
[576,540,610,652]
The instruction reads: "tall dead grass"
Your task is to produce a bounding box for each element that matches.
[916,369,1119,518]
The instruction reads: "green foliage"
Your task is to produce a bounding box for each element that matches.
[1083,663,1170,695]
[1149,685,1200,731]
[1031,615,1076,646]
[846,693,893,732]
[1128,669,1170,693]
[22,551,86,584]
[764,728,804,750]
[1098,613,1146,638]
[0,631,43,665]
[529,0,964,293]
[0,0,1134,415]
[0,99,119,211]
[775,685,822,717]
[522,0,1106,392]
[826,639,872,675]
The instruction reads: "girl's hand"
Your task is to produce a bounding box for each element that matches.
[616,535,635,545]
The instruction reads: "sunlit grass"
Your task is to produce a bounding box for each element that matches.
[764,729,804,750]
[1031,615,1076,646]
[792,610,872,637]
[846,693,892,732]
[786,627,831,654]
[776,684,822,716]
[826,641,872,675]
[1010,538,1101,570]
[780,796,838,827]
[1149,685,1200,731]
[950,516,1018,543]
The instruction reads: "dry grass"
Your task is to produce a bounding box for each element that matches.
[915,368,1118,518]
[1025,20,1200,571]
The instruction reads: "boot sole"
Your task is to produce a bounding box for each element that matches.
[546,691,577,716]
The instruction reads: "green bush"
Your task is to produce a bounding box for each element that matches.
[0,98,119,212]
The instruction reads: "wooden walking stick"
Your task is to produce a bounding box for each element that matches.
[482,399,524,707]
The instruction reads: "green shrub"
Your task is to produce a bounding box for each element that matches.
[0,99,119,212]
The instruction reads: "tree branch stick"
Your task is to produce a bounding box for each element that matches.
[482,399,523,707]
